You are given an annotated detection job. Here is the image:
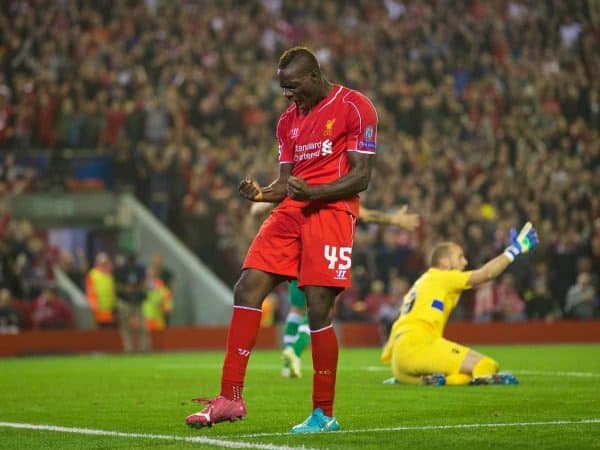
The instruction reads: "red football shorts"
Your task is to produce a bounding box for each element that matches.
[243,204,357,289]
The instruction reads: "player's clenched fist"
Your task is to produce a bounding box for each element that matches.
[239,177,264,201]
[287,176,311,200]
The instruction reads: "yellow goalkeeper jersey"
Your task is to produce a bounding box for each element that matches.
[391,268,472,337]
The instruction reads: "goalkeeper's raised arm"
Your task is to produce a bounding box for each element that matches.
[468,222,539,288]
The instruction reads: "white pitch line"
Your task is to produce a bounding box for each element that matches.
[512,370,600,378]
[0,422,315,450]
[363,366,600,377]
[159,364,600,378]
[235,418,600,439]
[362,366,390,372]
[2,419,599,447]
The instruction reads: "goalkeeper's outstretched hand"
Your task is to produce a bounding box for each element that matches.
[504,222,539,261]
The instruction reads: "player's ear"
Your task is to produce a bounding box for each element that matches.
[439,256,451,270]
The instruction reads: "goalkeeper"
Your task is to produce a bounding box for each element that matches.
[381,223,538,386]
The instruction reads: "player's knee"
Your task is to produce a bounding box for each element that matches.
[233,272,267,308]
[305,286,336,329]
[472,356,499,377]
[306,306,333,330]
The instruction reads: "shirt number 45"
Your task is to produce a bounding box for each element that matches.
[324,245,352,280]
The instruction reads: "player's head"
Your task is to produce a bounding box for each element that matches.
[95,252,111,270]
[277,46,328,114]
[430,242,468,271]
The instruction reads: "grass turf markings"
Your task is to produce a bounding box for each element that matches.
[0,421,317,450]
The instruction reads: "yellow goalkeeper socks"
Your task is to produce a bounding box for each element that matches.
[445,374,472,385]
[472,357,500,378]
[393,371,423,385]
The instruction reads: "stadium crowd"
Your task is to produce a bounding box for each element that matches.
[0,210,174,336]
[0,0,598,328]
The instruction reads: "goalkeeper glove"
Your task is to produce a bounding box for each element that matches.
[504,222,539,262]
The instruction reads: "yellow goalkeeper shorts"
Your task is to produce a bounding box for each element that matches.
[391,327,470,377]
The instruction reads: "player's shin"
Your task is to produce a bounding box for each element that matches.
[311,325,338,417]
[220,306,262,400]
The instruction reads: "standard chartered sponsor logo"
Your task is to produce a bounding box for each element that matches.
[295,141,322,152]
[294,139,333,161]
[294,149,321,161]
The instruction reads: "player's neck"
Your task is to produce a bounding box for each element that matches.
[318,81,334,102]
[303,81,334,114]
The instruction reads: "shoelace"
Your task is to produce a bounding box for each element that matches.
[307,411,326,427]
[191,397,215,405]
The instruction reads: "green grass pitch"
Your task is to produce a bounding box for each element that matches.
[1,344,599,449]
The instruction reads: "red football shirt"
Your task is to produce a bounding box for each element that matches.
[276,84,378,217]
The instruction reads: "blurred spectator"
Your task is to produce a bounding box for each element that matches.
[335,283,364,322]
[149,253,175,291]
[114,252,149,352]
[564,273,597,319]
[0,287,20,334]
[85,252,117,328]
[0,152,35,194]
[180,166,219,266]
[0,87,14,149]
[473,281,495,323]
[375,228,410,286]
[524,262,561,321]
[144,97,171,145]
[377,275,408,343]
[58,248,87,290]
[31,286,75,330]
[260,292,279,328]
[364,280,389,321]
[494,274,527,322]
[142,266,173,331]
[143,143,176,223]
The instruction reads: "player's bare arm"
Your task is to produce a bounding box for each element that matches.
[239,163,293,202]
[359,205,419,230]
[287,152,373,201]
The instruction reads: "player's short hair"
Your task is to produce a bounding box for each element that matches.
[278,46,320,74]
[429,242,455,267]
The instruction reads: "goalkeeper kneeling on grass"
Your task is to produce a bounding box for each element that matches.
[381,223,538,386]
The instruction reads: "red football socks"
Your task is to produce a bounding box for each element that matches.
[310,325,338,417]
[220,306,262,400]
